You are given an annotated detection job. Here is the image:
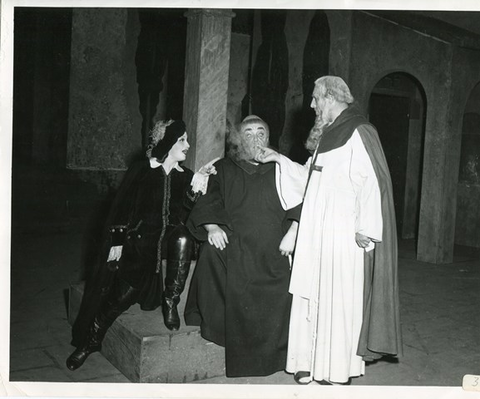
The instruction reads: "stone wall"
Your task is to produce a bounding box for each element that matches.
[67,9,142,174]
[13,9,72,167]
[282,10,318,159]
[227,32,250,127]
[23,7,480,253]
[248,10,331,162]
[340,11,459,262]
[239,9,480,257]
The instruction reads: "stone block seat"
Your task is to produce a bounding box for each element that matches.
[67,263,225,383]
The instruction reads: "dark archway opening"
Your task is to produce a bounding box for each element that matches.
[455,82,480,249]
[368,72,426,239]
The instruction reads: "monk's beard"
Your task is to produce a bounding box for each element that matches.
[226,126,266,162]
[305,117,328,153]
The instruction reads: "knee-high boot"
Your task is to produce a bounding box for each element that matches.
[162,225,195,331]
[66,283,139,371]
[162,260,191,330]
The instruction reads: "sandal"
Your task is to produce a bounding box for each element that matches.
[294,371,312,385]
[319,379,351,385]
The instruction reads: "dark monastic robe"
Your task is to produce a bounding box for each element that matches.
[184,157,300,377]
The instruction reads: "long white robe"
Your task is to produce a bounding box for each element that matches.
[277,130,383,383]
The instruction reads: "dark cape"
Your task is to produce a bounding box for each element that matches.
[71,159,195,348]
[315,105,403,360]
[184,157,301,377]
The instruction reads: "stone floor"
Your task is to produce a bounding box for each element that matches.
[3,165,480,398]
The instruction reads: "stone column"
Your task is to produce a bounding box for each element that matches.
[417,64,458,264]
[183,9,234,172]
[67,9,141,172]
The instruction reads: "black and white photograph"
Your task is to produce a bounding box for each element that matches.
[1,0,479,397]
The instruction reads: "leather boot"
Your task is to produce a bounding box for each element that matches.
[66,283,139,371]
[162,260,191,330]
[65,315,109,371]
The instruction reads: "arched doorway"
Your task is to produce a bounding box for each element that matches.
[455,82,480,249]
[368,72,426,239]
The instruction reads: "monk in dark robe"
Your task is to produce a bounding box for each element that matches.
[184,115,301,378]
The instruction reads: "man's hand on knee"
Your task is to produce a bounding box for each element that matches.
[204,224,229,250]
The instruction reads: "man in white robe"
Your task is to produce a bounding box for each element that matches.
[257,76,402,385]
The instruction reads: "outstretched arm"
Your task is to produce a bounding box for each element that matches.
[191,157,221,195]
[256,146,310,211]
[255,146,281,164]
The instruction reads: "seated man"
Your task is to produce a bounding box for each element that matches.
[184,115,301,378]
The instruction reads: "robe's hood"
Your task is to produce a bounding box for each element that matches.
[317,105,373,154]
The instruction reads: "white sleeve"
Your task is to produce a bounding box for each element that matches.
[275,154,310,210]
[349,130,383,241]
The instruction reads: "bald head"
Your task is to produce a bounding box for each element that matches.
[226,115,270,162]
[239,115,270,138]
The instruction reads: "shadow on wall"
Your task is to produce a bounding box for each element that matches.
[288,10,330,163]
[251,9,289,150]
[288,108,315,164]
